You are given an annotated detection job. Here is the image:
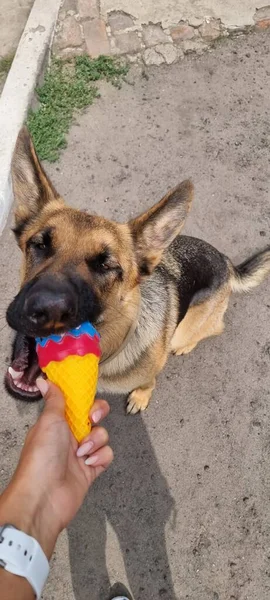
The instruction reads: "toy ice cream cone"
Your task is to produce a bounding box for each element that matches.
[36,323,101,442]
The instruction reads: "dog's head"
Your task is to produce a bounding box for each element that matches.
[5,128,193,400]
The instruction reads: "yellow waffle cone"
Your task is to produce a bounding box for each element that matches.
[43,353,99,442]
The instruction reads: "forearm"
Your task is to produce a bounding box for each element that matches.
[0,389,112,600]
[0,478,59,600]
[1,569,35,600]
[0,478,58,558]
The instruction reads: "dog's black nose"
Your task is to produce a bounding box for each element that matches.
[20,276,77,332]
[25,290,75,327]
[6,273,100,337]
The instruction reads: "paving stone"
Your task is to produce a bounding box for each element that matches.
[113,31,141,54]
[58,9,67,22]
[126,53,140,63]
[142,23,171,46]
[64,0,77,12]
[254,12,270,30]
[253,6,270,21]
[108,10,134,32]
[255,18,270,31]
[188,16,204,27]
[143,47,165,66]
[78,0,99,20]
[170,22,196,42]
[58,45,86,58]
[182,39,208,54]
[56,15,83,50]
[83,19,110,57]
[155,43,178,64]
[176,46,184,59]
[199,18,221,41]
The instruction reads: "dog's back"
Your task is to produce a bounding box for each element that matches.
[162,235,230,324]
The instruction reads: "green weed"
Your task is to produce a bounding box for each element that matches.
[27,55,128,162]
[0,54,14,75]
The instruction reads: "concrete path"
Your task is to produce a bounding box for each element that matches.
[1,30,270,600]
[0,0,34,58]
[54,0,270,64]
[101,0,267,29]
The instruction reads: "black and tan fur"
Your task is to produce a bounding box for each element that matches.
[5,128,270,413]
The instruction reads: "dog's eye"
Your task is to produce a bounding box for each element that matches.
[27,228,53,256]
[87,252,112,273]
[33,241,47,250]
[28,239,48,251]
[86,251,122,278]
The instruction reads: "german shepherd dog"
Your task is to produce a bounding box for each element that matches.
[5,128,270,413]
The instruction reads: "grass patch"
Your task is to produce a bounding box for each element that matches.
[27,55,129,162]
[0,53,14,76]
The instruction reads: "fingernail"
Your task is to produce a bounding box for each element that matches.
[92,410,103,424]
[76,441,94,458]
[85,454,98,466]
[36,378,49,396]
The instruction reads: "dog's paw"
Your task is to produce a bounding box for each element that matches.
[126,388,151,415]
[172,342,197,356]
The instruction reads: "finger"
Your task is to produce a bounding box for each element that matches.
[77,400,110,447]
[76,426,109,458]
[36,378,65,418]
[90,399,110,425]
[84,445,113,468]
[93,462,114,480]
[81,446,114,487]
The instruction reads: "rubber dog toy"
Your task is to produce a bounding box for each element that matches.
[36,323,101,442]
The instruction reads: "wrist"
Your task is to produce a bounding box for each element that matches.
[0,478,59,560]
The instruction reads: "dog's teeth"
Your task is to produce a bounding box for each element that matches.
[21,383,31,392]
[16,381,23,389]
[8,367,23,380]
[20,383,38,393]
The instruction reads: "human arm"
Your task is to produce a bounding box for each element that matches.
[0,379,113,599]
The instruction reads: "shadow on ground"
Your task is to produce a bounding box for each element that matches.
[68,396,177,600]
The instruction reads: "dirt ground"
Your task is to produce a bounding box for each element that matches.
[1,30,270,600]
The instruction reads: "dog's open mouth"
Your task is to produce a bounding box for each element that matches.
[5,334,43,400]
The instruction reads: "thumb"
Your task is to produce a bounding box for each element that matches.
[36,378,65,417]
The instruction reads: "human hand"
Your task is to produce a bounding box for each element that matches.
[0,379,113,558]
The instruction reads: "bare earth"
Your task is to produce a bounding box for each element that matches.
[1,30,270,600]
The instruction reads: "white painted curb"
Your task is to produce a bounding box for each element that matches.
[0,0,61,234]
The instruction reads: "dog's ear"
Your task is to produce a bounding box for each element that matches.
[129,180,194,276]
[11,127,61,238]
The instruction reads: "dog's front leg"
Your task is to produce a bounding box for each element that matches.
[126,378,156,415]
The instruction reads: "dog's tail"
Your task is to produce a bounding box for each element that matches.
[230,246,270,293]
